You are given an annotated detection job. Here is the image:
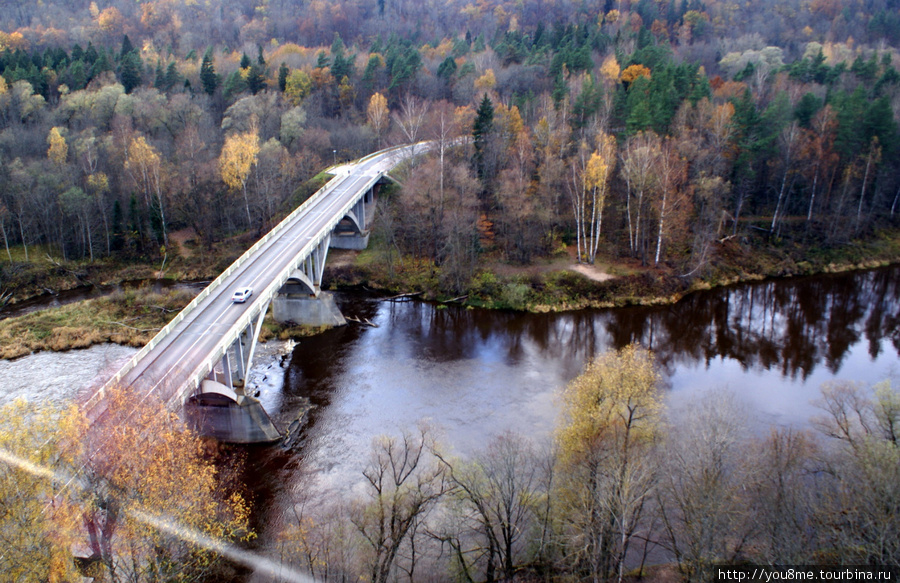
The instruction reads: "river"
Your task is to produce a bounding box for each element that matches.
[3,267,898,578]
[237,265,900,578]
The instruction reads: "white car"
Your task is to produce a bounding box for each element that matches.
[231,287,253,303]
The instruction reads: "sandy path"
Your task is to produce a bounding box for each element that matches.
[569,263,616,282]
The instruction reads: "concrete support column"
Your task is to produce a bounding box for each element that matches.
[221,352,233,389]
[273,291,346,327]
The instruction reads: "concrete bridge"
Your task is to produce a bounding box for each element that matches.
[82,143,430,442]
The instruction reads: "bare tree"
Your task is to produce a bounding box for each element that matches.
[436,432,543,582]
[813,381,900,565]
[656,390,752,582]
[621,132,661,263]
[746,429,821,564]
[393,94,429,147]
[351,426,447,583]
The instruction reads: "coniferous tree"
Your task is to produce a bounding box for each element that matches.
[200,48,218,96]
[248,62,266,94]
[90,48,112,79]
[164,62,180,90]
[119,35,134,60]
[154,60,166,90]
[278,62,289,92]
[119,50,142,94]
[473,93,494,179]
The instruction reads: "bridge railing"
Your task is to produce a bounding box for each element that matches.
[85,169,353,411]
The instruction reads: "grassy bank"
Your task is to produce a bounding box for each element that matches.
[0,287,196,359]
[3,225,899,359]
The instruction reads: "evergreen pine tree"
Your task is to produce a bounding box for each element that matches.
[248,62,266,94]
[316,50,329,69]
[84,42,98,66]
[154,60,166,90]
[437,56,457,79]
[473,93,494,179]
[69,60,86,90]
[164,62,180,91]
[278,62,289,91]
[120,35,134,60]
[91,47,111,79]
[120,50,142,94]
[200,48,218,96]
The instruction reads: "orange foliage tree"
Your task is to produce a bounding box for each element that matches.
[80,388,252,583]
[621,64,651,88]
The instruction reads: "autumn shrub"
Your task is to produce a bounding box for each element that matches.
[499,282,531,310]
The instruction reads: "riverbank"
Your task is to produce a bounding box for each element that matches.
[3,226,900,359]
[328,227,900,311]
[0,287,198,360]
[0,279,336,360]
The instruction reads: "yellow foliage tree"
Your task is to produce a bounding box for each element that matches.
[367,92,389,146]
[557,344,662,582]
[0,400,85,583]
[474,69,496,91]
[126,135,168,246]
[495,103,524,148]
[47,127,68,165]
[0,31,29,51]
[621,63,651,86]
[285,69,312,106]
[96,6,124,34]
[220,129,260,226]
[81,388,252,582]
[570,131,616,264]
[600,55,621,84]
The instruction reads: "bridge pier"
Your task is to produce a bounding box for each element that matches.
[272,233,347,327]
[188,299,281,443]
[330,185,377,250]
[273,291,346,327]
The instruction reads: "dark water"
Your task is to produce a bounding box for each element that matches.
[238,266,900,575]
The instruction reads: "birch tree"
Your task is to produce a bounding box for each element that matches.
[622,132,662,262]
[557,344,663,583]
[219,128,261,228]
[126,135,168,246]
[570,131,616,264]
[351,427,447,583]
[653,138,689,265]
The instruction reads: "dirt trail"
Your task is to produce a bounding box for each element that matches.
[569,263,616,282]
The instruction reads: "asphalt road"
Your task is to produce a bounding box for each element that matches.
[106,144,421,407]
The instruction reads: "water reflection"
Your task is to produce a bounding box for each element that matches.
[349,267,900,385]
[272,267,900,482]
[605,268,900,380]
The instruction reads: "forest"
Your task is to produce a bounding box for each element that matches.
[1,0,900,580]
[0,0,899,298]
